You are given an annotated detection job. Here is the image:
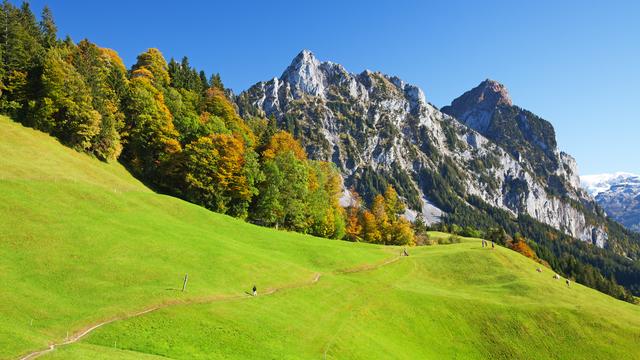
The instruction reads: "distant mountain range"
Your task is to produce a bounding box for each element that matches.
[581,173,640,233]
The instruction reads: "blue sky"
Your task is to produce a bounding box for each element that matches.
[20,0,640,175]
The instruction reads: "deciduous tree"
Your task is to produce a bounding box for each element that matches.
[32,47,100,151]
[181,133,254,218]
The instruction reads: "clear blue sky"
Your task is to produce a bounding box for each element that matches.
[20,0,640,175]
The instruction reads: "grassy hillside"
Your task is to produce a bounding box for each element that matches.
[1,115,639,359]
[0,116,391,359]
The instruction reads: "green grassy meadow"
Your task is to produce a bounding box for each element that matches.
[1,115,640,359]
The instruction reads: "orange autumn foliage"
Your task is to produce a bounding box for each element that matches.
[509,240,536,260]
[262,131,307,161]
[345,206,363,241]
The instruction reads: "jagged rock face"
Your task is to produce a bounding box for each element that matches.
[582,173,640,233]
[442,80,571,188]
[240,50,607,247]
[441,79,512,133]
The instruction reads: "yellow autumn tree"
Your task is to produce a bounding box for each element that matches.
[344,190,363,242]
[131,48,171,89]
[262,130,307,161]
[384,185,406,218]
[202,87,255,145]
[362,210,382,243]
[372,194,390,242]
[307,161,346,239]
[181,133,254,218]
[388,217,415,246]
[363,186,415,245]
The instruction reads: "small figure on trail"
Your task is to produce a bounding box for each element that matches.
[536,267,542,273]
[482,239,486,248]
[491,240,495,249]
[252,285,257,296]
[566,279,571,287]
[553,274,560,280]
[403,248,409,257]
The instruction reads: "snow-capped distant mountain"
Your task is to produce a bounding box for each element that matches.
[581,173,640,232]
[581,172,640,196]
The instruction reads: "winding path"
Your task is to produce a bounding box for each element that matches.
[18,255,401,360]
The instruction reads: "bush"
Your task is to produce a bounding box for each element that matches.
[509,240,536,259]
[438,234,461,245]
[462,226,484,238]
[415,232,433,246]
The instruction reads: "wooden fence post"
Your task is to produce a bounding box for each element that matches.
[182,273,189,292]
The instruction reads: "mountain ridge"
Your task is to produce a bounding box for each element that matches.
[240,49,607,246]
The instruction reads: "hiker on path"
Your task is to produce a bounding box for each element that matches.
[566,279,570,287]
[482,239,486,248]
[252,285,257,296]
[491,240,495,249]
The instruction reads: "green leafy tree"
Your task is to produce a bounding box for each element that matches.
[122,71,180,181]
[252,160,284,227]
[164,87,201,144]
[251,131,310,232]
[72,40,128,160]
[273,151,310,231]
[31,47,100,151]
[307,161,346,239]
[487,227,511,245]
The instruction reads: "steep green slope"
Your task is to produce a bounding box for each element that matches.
[0,116,391,359]
[53,242,640,360]
[1,115,639,360]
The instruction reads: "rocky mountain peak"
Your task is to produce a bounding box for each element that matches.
[442,79,563,183]
[281,49,325,97]
[442,79,512,117]
[286,49,319,71]
[477,79,513,106]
